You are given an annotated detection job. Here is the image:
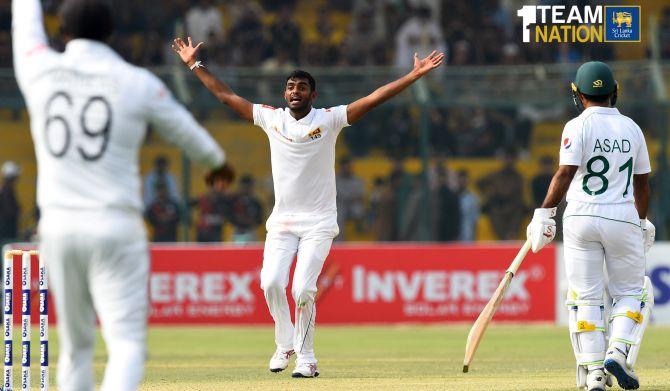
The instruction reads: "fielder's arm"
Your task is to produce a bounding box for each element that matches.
[171,37,253,122]
[12,0,54,88]
[540,165,578,208]
[633,173,650,219]
[346,51,445,124]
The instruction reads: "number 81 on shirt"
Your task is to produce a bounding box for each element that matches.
[582,155,633,197]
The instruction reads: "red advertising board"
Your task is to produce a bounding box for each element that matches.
[148,243,556,324]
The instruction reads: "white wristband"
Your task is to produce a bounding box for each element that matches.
[189,60,203,71]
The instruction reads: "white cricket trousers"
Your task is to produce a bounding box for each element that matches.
[39,209,149,391]
[563,202,645,301]
[563,202,645,365]
[260,213,338,365]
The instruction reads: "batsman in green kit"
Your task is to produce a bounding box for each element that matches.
[527,61,654,391]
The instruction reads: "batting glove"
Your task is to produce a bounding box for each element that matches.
[526,207,557,253]
[641,218,655,253]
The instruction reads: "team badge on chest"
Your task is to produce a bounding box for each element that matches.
[308,128,322,141]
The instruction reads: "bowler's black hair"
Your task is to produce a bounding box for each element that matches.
[59,0,114,42]
[286,70,316,92]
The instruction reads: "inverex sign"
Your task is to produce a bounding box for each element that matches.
[149,248,262,324]
[330,245,554,322]
[148,244,555,324]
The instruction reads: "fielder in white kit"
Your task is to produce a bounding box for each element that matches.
[172,37,444,377]
[527,62,655,391]
[13,1,229,389]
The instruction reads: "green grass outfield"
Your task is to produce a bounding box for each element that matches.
[23,325,670,390]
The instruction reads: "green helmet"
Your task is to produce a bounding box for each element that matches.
[571,61,616,96]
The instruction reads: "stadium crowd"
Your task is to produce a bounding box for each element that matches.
[0,1,668,243]
[0,0,626,68]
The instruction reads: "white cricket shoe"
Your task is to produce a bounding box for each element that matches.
[291,362,319,378]
[604,348,639,390]
[269,349,294,373]
[585,368,608,391]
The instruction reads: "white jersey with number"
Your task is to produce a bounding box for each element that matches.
[13,0,225,214]
[560,106,651,224]
[253,104,349,217]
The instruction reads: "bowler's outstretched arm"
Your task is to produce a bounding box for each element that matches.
[346,51,445,124]
[172,37,253,121]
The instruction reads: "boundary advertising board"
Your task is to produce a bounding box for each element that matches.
[149,244,556,324]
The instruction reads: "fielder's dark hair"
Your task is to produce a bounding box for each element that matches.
[59,0,114,42]
[286,70,316,92]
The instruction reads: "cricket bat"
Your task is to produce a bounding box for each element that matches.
[462,239,532,373]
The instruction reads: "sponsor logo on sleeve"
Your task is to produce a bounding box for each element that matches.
[563,138,572,149]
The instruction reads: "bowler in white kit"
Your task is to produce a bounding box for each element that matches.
[172,37,444,377]
[527,62,654,391]
[13,0,229,389]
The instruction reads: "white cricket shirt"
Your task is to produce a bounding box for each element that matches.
[13,0,225,214]
[560,106,651,224]
[253,104,350,217]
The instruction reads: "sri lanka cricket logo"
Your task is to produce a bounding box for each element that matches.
[612,12,632,28]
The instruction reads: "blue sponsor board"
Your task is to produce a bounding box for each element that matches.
[22,341,30,366]
[39,290,48,315]
[3,291,11,315]
[40,340,48,366]
[22,289,30,315]
[651,265,670,305]
[4,341,11,365]
[604,6,641,42]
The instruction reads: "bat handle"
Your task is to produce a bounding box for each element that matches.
[505,239,531,276]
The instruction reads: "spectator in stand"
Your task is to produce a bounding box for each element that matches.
[428,153,456,191]
[531,156,554,207]
[660,7,670,59]
[0,161,20,244]
[231,175,264,243]
[407,0,442,24]
[0,2,9,33]
[336,157,366,241]
[186,0,224,47]
[395,6,446,69]
[269,4,301,64]
[455,169,479,242]
[367,176,385,230]
[228,4,266,66]
[476,12,506,64]
[375,167,405,241]
[436,170,461,241]
[145,180,181,242]
[143,155,179,209]
[450,40,474,65]
[429,108,455,153]
[195,165,235,242]
[303,4,342,66]
[142,31,166,66]
[351,0,392,43]
[0,31,11,67]
[384,108,414,156]
[345,7,380,66]
[477,148,527,240]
